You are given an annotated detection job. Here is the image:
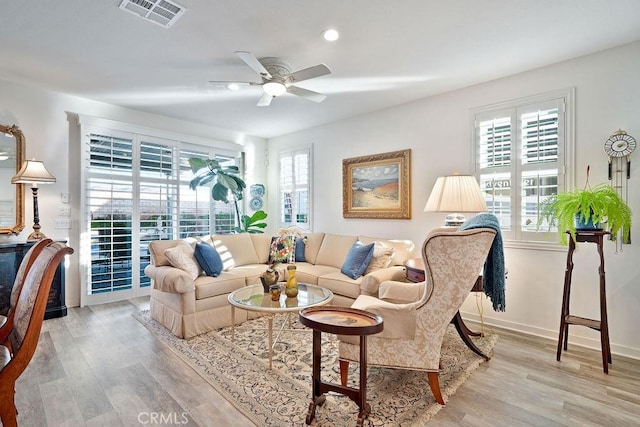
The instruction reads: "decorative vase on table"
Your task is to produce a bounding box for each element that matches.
[285,265,298,298]
[260,266,280,293]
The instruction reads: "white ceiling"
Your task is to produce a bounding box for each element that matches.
[2,1,640,139]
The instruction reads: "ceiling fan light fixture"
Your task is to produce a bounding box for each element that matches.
[322,28,340,42]
[263,81,287,97]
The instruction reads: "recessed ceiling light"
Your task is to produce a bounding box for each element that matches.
[226,83,240,91]
[322,28,340,42]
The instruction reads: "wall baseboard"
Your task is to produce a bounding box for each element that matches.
[460,310,640,361]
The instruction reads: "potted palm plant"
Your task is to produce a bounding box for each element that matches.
[188,158,267,233]
[537,166,632,245]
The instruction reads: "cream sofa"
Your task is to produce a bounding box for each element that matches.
[144,232,415,338]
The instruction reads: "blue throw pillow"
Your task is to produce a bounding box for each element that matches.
[340,241,375,280]
[294,237,306,262]
[194,242,223,277]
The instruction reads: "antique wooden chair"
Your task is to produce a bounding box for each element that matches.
[0,238,53,348]
[0,241,73,426]
[338,228,496,405]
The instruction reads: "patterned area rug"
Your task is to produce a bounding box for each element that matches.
[134,311,498,426]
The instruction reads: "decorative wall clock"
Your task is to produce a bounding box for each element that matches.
[605,130,636,179]
[605,129,635,245]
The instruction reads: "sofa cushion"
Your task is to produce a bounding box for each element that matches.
[269,235,296,264]
[250,233,273,264]
[317,271,363,299]
[341,241,375,279]
[364,241,395,275]
[194,242,223,277]
[315,234,357,269]
[194,272,246,300]
[164,243,201,280]
[358,235,415,266]
[212,233,260,269]
[302,232,325,264]
[291,263,338,285]
[227,264,270,284]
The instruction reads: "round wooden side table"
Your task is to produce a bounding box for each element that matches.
[299,306,383,426]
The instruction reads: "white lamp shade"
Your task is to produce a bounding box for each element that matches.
[11,160,56,184]
[424,175,487,213]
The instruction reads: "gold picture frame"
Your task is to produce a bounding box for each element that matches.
[342,149,411,219]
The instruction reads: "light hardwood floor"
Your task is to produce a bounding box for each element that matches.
[14,297,640,426]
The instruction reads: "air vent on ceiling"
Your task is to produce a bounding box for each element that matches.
[119,0,186,28]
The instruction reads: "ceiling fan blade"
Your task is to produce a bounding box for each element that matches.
[288,64,331,83]
[235,51,272,79]
[287,86,327,103]
[208,81,257,86]
[257,92,273,107]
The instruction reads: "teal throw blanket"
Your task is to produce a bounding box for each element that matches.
[459,213,506,311]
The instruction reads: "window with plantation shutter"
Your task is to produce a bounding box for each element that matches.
[138,139,179,288]
[81,118,243,305]
[473,89,574,243]
[279,146,311,229]
[87,134,135,294]
[178,147,212,238]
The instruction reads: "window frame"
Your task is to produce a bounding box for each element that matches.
[471,88,575,249]
[278,144,312,230]
[78,115,243,306]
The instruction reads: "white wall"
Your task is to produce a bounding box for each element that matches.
[0,79,267,309]
[267,41,640,359]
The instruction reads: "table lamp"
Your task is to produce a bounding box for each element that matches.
[424,174,487,226]
[12,159,56,240]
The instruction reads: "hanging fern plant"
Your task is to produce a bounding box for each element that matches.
[537,166,632,245]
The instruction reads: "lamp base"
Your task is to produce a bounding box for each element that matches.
[27,231,47,241]
[444,213,467,227]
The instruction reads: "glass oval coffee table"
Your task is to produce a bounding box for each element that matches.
[228,283,333,369]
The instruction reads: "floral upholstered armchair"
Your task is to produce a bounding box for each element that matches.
[337,227,496,405]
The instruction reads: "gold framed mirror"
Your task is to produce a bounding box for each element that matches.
[0,124,25,235]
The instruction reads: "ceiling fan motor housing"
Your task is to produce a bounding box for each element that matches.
[259,57,292,84]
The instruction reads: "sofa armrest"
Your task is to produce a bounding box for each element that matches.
[360,266,407,296]
[379,280,425,303]
[144,265,195,294]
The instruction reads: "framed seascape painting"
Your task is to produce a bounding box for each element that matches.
[342,149,411,219]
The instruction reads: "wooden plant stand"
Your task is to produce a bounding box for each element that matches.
[557,230,612,373]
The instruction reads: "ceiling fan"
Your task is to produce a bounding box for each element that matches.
[210,51,331,107]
